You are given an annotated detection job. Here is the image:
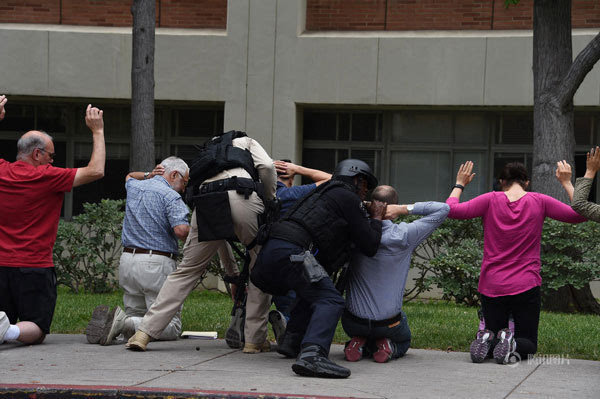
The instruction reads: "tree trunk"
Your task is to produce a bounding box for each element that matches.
[130,0,155,172]
[542,285,600,314]
[531,0,574,201]
[532,0,600,314]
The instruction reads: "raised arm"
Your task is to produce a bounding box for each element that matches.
[73,105,105,187]
[403,202,450,248]
[572,146,600,222]
[446,161,490,219]
[384,204,409,219]
[248,139,277,200]
[555,160,574,202]
[449,161,476,200]
[126,164,165,182]
[275,160,331,186]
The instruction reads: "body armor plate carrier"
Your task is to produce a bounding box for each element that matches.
[269,180,354,275]
[189,130,259,188]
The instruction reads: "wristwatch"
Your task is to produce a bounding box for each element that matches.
[406,204,414,214]
[143,172,150,179]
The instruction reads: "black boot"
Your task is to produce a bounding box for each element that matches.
[292,344,351,378]
[276,330,303,358]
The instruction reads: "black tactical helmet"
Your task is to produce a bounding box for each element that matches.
[332,159,378,190]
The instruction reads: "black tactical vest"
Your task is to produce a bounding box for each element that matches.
[271,180,356,274]
[189,130,259,188]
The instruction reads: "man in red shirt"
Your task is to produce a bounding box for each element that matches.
[0,95,106,346]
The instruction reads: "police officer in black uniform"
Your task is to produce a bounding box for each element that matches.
[250,159,385,378]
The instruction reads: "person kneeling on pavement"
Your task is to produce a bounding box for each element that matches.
[251,159,385,379]
[86,157,193,344]
[342,185,449,363]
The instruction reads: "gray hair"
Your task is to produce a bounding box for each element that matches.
[16,131,53,160]
[160,156,189,176]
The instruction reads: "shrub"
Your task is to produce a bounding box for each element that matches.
[53,199,125,293]
[406,217,483,306]
[404,216,600,307]
[540,220,600,290]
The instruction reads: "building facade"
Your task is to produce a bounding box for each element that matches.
[1,0,600,219]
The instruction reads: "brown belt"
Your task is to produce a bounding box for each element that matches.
[123,247,176,259]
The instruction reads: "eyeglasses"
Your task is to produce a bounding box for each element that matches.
[176,171,189,187]
[37,148,56,159]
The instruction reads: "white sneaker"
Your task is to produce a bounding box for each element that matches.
[0,311,9,344]
[100,306,128,346]
[493,328,517,364]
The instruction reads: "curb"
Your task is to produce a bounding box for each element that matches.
[0,384,365,399]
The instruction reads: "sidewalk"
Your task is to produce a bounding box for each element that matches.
[0,334,598,398]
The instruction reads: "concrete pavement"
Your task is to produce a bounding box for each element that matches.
[0,334,598,398]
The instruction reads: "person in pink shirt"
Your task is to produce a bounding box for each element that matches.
[447,161,586,365]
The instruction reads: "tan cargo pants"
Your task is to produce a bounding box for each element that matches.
[138,191,271,345]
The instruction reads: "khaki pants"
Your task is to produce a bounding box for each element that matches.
[119,251,182,340]
[138,191,272,345]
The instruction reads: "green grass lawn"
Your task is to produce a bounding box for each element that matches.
[52,287,600,361]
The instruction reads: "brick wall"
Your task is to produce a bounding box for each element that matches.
[0,1,61,24]
[491,0,533,30]
[306,0,600,31]
[61,0,135,27]
[306,0,387,30]
[0,0,227,29]
[386,0,493,31]
[1,1,597,31]
[572,0,600,28]
[160,0,227,29]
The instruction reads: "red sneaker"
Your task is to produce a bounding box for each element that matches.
[373,338,394,363]
[344,336,367,362]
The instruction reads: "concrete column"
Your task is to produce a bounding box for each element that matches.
[244,0,278,152]
[223,0,250,133]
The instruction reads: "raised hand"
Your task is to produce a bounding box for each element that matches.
[585,146,600,179]
[274,160,297,179]
[0,95,7,121]
[555,160,572,184]
[456,161,476,187]
[152,164,165,176]
[85,104,104,133]
[368,199,387,220]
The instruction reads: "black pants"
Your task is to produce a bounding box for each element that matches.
[251,239,345,354]
[0,266,57,334]
[481,286,541,356]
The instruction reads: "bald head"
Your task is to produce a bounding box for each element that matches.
[371,185,398,205]
[16,130,54,164]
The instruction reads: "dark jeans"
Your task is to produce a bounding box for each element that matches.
[341,310,411,358]
[251,239,345,354]
[272,290,296,321]
[481,286,541,357]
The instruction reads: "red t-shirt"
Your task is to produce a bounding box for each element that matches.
[0,159,77,268]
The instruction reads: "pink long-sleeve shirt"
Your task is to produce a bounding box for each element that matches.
[446,192,586,297]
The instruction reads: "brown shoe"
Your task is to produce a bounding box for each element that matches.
[242,340,271,354]
[126,331,151,351]
[85,305,111,344]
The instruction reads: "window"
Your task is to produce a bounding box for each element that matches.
[172,109,224,137]
[302,111,383,185]
[0,99,224,218]
[303,109,599,203]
